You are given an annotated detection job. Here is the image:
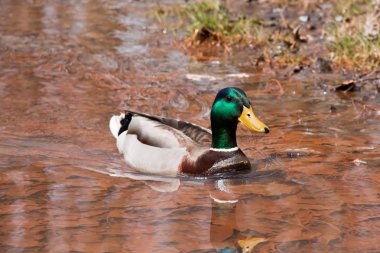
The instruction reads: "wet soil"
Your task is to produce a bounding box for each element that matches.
[0,1,379,253]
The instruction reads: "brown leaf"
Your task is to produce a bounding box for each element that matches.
[237,237,267,253]
[293,26,308,43]
[333,80,360,92]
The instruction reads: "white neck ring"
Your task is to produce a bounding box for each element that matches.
[210,147,239,152]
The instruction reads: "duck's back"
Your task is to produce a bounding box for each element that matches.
[125,110,212,146]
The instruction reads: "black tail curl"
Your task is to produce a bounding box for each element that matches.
[118,113,133,136]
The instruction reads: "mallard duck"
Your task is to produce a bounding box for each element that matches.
[109,87,269,176]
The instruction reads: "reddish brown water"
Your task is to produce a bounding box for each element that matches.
[0,1,379,252]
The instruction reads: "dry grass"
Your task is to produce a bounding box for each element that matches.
[154,1,259,50]
[153,0,380,72]
[326,0,380,70]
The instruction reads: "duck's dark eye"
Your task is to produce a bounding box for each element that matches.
[225,95,232,102]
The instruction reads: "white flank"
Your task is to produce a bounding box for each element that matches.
[210,147,239,152]
[117,134,187,175]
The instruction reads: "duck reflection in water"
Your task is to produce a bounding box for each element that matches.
[209,179,268,253]
[109,169,271,252]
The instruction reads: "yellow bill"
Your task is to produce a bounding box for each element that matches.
[238,106,269,133]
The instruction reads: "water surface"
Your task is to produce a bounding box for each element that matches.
[0,1,379,252]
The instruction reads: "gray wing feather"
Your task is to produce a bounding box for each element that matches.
[126,110,212,145]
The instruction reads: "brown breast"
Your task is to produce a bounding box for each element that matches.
[179,149,251,176]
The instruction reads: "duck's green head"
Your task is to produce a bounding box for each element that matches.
[210,87,269,149]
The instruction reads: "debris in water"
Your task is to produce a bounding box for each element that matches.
[299,16,309,23]
[185,73,251,82]
[265,79,284,97]
[352,99,377,119]
[293,26,309,43]
[334,80,359,92]
[335,15,343,22]
[353,159,367,166]
[226,73,250,78]
[185,73,217,81]
[237,237,267,253]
